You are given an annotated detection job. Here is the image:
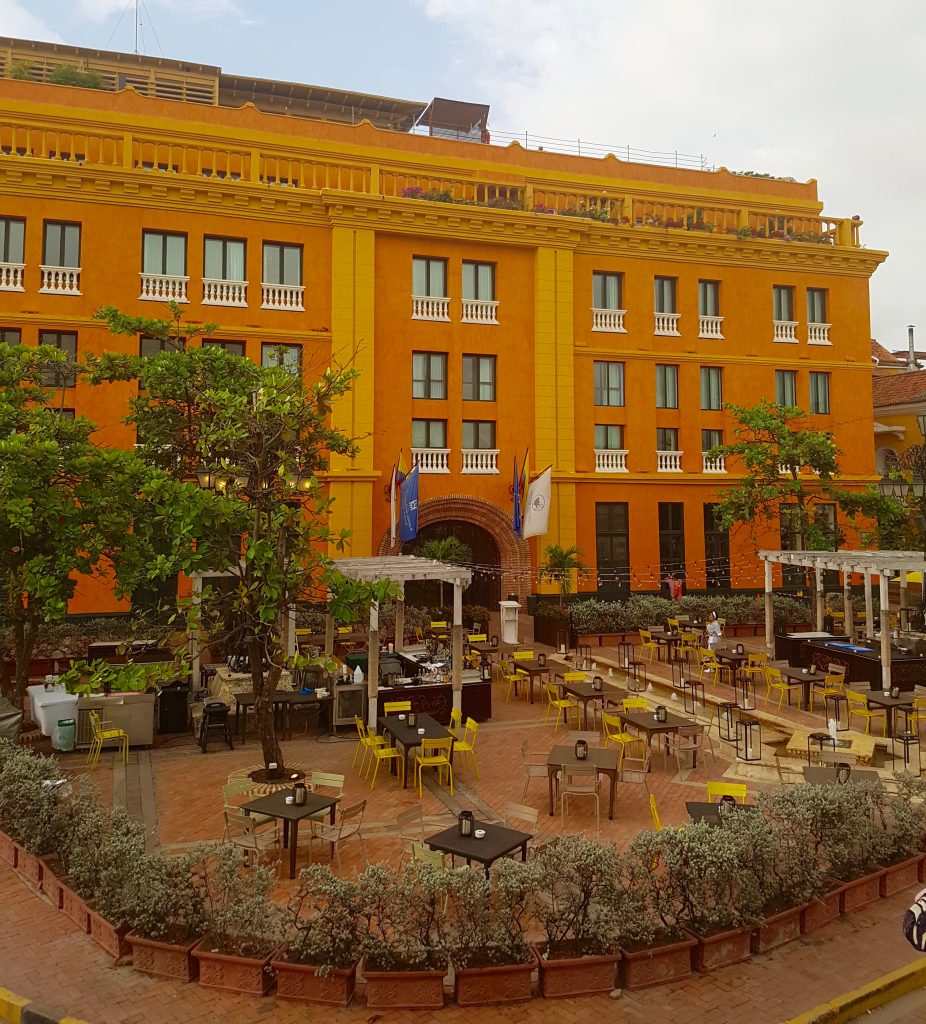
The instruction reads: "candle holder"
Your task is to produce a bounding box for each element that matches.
[655,705,668,723]
[736,676,757,712]
[538,652,547,668]
[555,629,569,655]
[836,762,853,785]
[735,718,762,762]
[824,692,849,732]
[893,731,922,774]
[717,702,739,743]
[576,643,592,670]
[574,738,588,760]
[480,657,492,682]
[491,635,498,648]
[592,675,603,692]
[408,711,418,727]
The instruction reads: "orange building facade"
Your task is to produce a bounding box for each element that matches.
[0,40,887,612]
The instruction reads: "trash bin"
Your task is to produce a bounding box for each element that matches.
[54,718,76,752]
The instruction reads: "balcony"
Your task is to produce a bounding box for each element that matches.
[461,449,499,474]
[595,449,629,473]
[808,322,831,345]
[698,315,724,339]
[654,312,681,336]
[262,283,305,311]
[203,279,248,307]
[39,266,81,295]
[412,447,450,473]
[592,308,626,333]
[702,453,726,473]
[773,320,798,343]
[461,299,499,325]
[139,272,189,303]
[0,262,24,291]
[657,450,683,472]
[412,295,451,322]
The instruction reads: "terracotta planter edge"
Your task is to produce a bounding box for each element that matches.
[362,961,447,1010]
[452,954,536,1007]
[532,943,620,999]
[619,935,696,991]
[192,939,275,995]
[687,924,753,974]
[127,932,202,982]
[271,951,359,1006]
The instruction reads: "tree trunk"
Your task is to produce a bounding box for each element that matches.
[12,606,37,705]
[250,636,283,771]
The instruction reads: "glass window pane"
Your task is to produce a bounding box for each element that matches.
[282,245,301,285]
[62,225,80,267]
[463,422,474,448]
[412,419,426,448]
[462,263,475,300]
[432,420,446,447]
[412,258,426,296]
[478,263,493,299]
[431,354,446,399]
[44,222,60,264]
[226,241,245,281]
[142,233,162,274]
[165,234,185,276]
[263,243,280,284]
[204,238,222,279]
[431,259,446,297]
[480,357,495,400]
[6,219,24,262]
[412,352,425,398]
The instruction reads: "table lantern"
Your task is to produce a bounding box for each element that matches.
[538,652,547,668]
[736,643,744,656]
[458,810,474,837]
[408,711,417,727]
[592,675,603,692]
[891,684,900,699]
[491,635,499,647]
[655,705,668,723]
[480,657,491,682]
[293,782,308,806]
[574,738,588,760]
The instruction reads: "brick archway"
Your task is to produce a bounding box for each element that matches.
[377,494,532,602]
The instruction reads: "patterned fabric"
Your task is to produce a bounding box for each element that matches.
[903,888,926,951]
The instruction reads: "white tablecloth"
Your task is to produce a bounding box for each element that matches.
[27,685,79,737]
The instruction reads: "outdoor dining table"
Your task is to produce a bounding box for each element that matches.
[555,677,626,730]
[802,765,882,787]
[686,801,758,826]
[713,645,749,682]
[617,708,694,766]
[240,789,338,879]
[378,713,454,789]
[779,667,819,711]
[546,745,620,820]
[648,628,684,661]
[864,691,915,738]
[510,659,549,704]
[234,691,335,742]
[425,820,531,874]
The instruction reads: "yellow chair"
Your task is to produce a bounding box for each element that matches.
[429,620,450,639]
[352,715,384,774]
[678,630,699,666]
[87,710,129,770]
[744,652,768,687]
[649,794,663,831]
[602,712,644,768]
[499,660,526,703]
[221,780,273,837]
[561,670,586,684]
[384,700,412,714]
[910,696,926,733]
[699,648,726,687]
[367,743,405,790]
[512,650,533,662]
[639,629,659,663]
[467,633,487,643]
[847,689,887,735]
[544,682,579,733]
[810,672,845,713]
[622,697,648,711]
[410,842,445,867]
[765,666,803,709]
[414,626,424,643]
[448,706,463,738]
[414,738,454,798]
[453,718,480,778]
[706,781,747,804]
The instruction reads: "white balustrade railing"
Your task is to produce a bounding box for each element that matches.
[412,295,451,321]
[808,322,831,344]
[0,262,24,291]
[139,272,189,303]
[39,266,81,295]
[702,453,726,473]
[654,312,681,336]
[595,449,629,473]
[779,463,796,476]
[261,283,305,311]
[461,299,499,324]
[773,320,798,343]
[592,308,626,332]
[656,450,683,472]
[698,315,725,339]
[461,448,499,474]
[203,278,248,306]
[412,447,450,473]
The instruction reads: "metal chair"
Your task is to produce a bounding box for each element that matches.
[199,702,234,753]
[559,762,600,832]
[87,710,129,770]
[309,799,368,867]
[453,718,480,777]
[706,781,747,804]
[383,700,412,714]
[414,738,454,798]
[223,808,280,867]
[520,739,549,801]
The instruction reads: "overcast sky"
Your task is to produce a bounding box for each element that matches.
[4,0,922,350]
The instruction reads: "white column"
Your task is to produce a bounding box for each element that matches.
[900,575,909,631]
[451,579,464,712]
[764,559,774,654]
[394,593,405,653]
[286,606,297,660]
[190,574,202,686]
[367,600,379,728]
[880,572,892,693]
[815,568,825,632]
[864,572,874,640]
[843,575,854,639]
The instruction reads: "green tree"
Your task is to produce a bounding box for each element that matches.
[416,536,472,607]
[538,544,587,604]
[48,64,106,90]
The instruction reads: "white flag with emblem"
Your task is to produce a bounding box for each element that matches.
[521,466,552,539]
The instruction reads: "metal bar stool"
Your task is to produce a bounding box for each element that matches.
[892,731,922,774]
[680,678,706,716]
[736,717,762,762]
[824,692,850,732]
[716,701,739,743]
[807,731,836,765]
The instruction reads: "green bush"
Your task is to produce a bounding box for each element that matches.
[48,64,106,90]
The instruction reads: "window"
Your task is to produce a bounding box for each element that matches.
[596,502,629,595]
[142,231,186,276]
[140,336,169,357]
[595,424,624,450]
[462,354,496,401]
[262,242,302,285]
[702,428,723,451]
[204,237,246,281]
[412,351,447,399]
[54,408,75,420]
[0,218,24,263]
[592,271,622,310]
[658,502,686,584]
[656,364,679,409]
[203,339,246,358]
[462,420,496,449]
[43,222,80,267]
[593,361,624,406]
[411,419,446,448]
[412,257,447,297]
[779,506,808,588]
[462,262,495,301]
[703,504,730,589]
[773,285,794,322]
[775,369,797,406]
[654,276,677,313]
[0,328,20,346]
[261,343,301,374]
[698,280,720,317]
[38,330,77,387]
[807,288,828,324]
[700,366,723,410]
[657,427,679,451]
[809,371,830,414]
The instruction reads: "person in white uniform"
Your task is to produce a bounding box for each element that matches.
[706,611,723,650]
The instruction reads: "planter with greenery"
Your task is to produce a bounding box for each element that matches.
[442,859,536,1006]
[191,844,281,994]
[358,861,448,1009]
[272,865,363,1005]
[85,810,147,958]
[876,775,926,896]
[529,836,623,998]
[59,659,178,695]
[538,546,587,606]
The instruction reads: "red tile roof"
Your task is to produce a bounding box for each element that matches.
[871,339,907,368]
[872,369,926,407]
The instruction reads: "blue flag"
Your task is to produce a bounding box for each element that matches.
[512,456,522,536]
[399,464,419,543]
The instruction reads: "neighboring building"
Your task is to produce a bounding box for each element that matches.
[873,371,926,473]
[0,38,887,613]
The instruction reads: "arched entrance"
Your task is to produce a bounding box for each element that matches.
[377,495,532,603]
[404,519,501,608]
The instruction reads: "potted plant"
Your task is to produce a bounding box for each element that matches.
[272,865,363,1005]
[358,861,448,1009]
[529,835,622,998]
[441,860,535,1006]
[191,843,281,995]
[126,849,206,980]
[876,774,926,895]
[85,808,147,958]
[52,791,109,932]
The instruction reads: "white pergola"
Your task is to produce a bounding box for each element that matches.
[759,549,926,690]
[329,556,473,726]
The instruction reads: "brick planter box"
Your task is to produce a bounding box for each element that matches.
[453,957,535,1007]
[620,934,696,990]
[689,925,752,974]
[801,887,843,933]
[0,830,16,867]
[12,843,43,888]
[272,951,359,1006]
[840,868,887,914]
[363,963,446,1009]
[128,933,201,982]
[193,939,275,996]
[881,855,925,897]
[88,906,131,959]
[39,857,69,910]
[534,945,620,998]
[751,905,805,954]
[60,881,92,933]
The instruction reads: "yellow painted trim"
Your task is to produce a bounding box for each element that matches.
[0,988,29,1024]
[784,957,926,1024]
